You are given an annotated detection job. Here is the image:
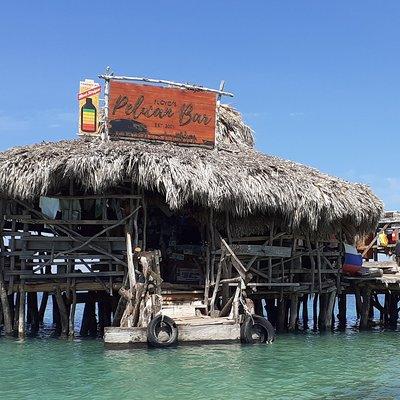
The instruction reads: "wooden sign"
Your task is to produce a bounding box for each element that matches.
[108,81,216,146]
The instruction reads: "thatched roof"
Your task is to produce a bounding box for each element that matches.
[0,105,382,236]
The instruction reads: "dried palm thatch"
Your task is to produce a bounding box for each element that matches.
[0,105,382,236]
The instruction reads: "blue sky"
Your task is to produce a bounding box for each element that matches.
[0,1,399,209]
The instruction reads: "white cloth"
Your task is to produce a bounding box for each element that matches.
[39,196,60,219]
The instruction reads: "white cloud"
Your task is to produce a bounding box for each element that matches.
[242,111,270,118]
[289,112,305,118]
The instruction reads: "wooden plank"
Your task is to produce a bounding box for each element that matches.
[216,244,292,258]
[9,281,123,293]
[15,239,125,252]
[16,219,122,225]
[104,323,240,345]
[16,272,125,279]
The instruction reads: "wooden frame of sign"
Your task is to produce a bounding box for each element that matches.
[99,72,234,147]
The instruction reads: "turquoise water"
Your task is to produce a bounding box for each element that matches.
[1,330,400,400]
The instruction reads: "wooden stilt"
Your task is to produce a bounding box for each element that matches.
[112,274,128,326]
[288,294,298,331]
[98,292,112,335]
[389,293,398,328]
[38,292,49,324]
[52,294,61,333]
[68,286,77,338]
[27,292,39,334]
[210,256,224,314]
[254,299,264,316]
[355,288,362,319]
[276,297,286,333]
[326,290,336,330]
[359,287,371,330]
[18,285,26,339]
[8,294,15,329]
[80,292,97,337]
[384,293,390,326]
[313,294,318,331]
[265,298,277,327]
[318,293,327,331]
[0,275,12,335]
[55,288,69,338]
[13,292,20,332]
[337,293,347,330]
[302,294,309,330]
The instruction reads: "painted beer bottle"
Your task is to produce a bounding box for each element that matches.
[81,98,97,133]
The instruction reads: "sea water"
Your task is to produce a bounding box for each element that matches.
[0,297,399,400]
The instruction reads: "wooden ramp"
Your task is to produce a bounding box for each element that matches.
[104,316,240,347]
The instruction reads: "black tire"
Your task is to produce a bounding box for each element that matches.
[147,315,178,348]
[241,314,275,344]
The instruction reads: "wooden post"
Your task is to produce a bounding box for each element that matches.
[0,198,12,335]
[38,292,49,324]
[13,292,20,332]
[68,284,77,338]
[276,296,286,333]
[318,293,327,331]
[27,292,39,334]
[268,222,274,284]
[355,287,362,319]
[316,241,322,293]
[98,292,112,335]
[55,288,69,338]
[302,294,309,330]
[0,275,12,335]
[359,287,371,330]
[389,293,398,328]
[52,294,61,333]
[288,294,298,331]
[210,255,224,314]
[80,292,97,337]
[18,285,26,339]
[326,290,336,330]
[307,237,316,294]
[337,293,347,330]
[313,294,318,331]
[142,194,147,251]
[210,209,216,286]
